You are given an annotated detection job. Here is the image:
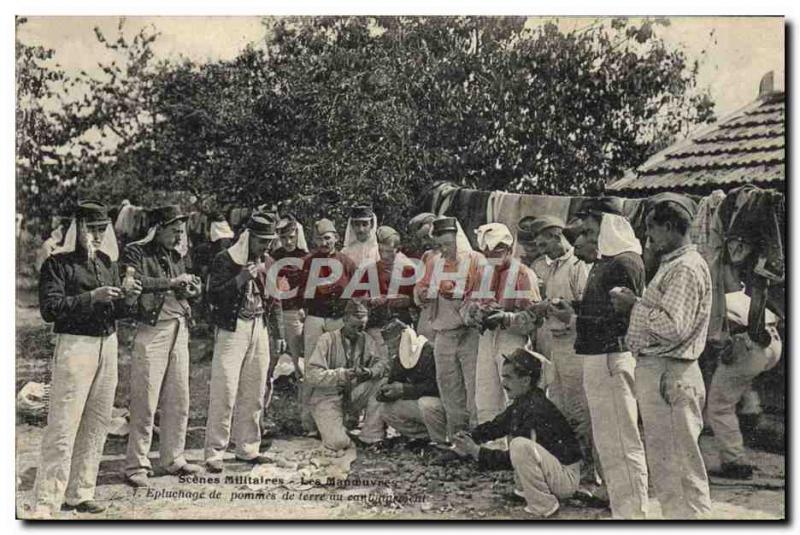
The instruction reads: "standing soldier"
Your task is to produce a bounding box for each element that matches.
[360,225,418,330]
[33,200,141,516]
[204,214,285,473]
[272,215,309,377]
[468,223,541,426]
[551,198,649,519]
[414,216,485,446]
[121,205,204,488]
[341,205,379,268]
[705,291,783,480]
[191,212,234,284]
[407,212,439,343]
[491,216,595,481]
[616,194,713,519]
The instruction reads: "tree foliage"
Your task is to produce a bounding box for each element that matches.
[17,16,715,232]
[16,17,75,223]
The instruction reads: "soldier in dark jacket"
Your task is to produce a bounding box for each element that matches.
[32,200,141,517]
[203,214,285,473]
[375,321,447,445]
[120,205,204,487]
[452,348,582,518]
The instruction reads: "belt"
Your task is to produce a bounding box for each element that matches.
[238,311,264,321]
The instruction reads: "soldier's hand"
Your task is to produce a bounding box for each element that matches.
[91,286,123,303]
[548,299,574,324]
[355,367,372,383]
[184,280,201,297]
[342,368,359,382]
[275,339,287,355]
[609,287,637,314]
[170,273,194,289]
[452,432,479,460]
[531,300,550,318]
[237,263,259,284]
[380,382,404,400]
[370,295,388,308]
[124,279,143,303]
[483,311,509,331]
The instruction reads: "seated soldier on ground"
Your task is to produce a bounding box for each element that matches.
[373,320,447,449]
[452,348,583,518]
[304,299,389,451]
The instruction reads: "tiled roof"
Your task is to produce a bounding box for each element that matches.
[607,92,785,195]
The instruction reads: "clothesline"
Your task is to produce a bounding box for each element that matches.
[419,181,785,346]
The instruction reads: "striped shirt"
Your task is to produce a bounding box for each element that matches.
[626,244,712,361]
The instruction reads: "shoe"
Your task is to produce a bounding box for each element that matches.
[365,440,386,453]
[236,453,272,465]
[503,489,525,504]
[524,502,559,518]
[126,473,150,488]
[714,462,755,480]
[63,501,107,514]
[738,414,762,436]
[572,487,609,508]
[431,449,467,465]
[346,431,379,449]
[405,438,431,452]
[206,460,224,473]
[170,463,204,476]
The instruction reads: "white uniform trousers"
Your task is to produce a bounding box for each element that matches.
[204,318,271,462]
[33,333,118,511]
[125,318,190,477]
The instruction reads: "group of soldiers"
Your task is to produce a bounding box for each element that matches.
[29,194,781,519]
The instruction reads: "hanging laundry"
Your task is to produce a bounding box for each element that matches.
[714,185,785,345]
[689,190,727,263]
[442,188,492,250]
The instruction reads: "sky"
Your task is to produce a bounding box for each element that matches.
[17,15,784,119]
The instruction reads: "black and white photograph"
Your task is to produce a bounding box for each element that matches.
[12,13,786,521]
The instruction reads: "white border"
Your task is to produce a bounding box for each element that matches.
[3,1,796,534]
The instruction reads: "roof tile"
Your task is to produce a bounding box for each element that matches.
[608,92,785,194]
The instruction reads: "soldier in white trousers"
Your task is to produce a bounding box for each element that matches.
[452,348,582,518]
[204,214,285,472]
[32,200,141,517]
[121,205,204,487]
[705,291,783,480]
[619,193,713,519]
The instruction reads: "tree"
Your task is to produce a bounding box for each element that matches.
[16,17,76,225]
[31,16,716,233]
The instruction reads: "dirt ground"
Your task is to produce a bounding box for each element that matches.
[15,290,786,520]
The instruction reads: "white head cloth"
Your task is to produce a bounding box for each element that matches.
[295,221,309,252]
[127,221,189,258]
[227,229,252,266]
[398,326,428,369]
[342,213,379,266]
[210,220,234,242]
[475,222,514,253]
[279,220,308,252]
[455,220,474,256]
[598,213,642,257]
[52,219,119,262]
